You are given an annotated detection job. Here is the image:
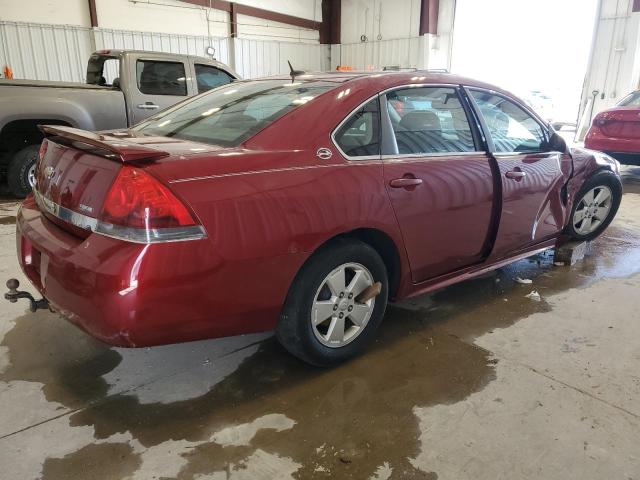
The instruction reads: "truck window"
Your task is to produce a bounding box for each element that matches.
[86,55,119,87]
[102,59,120,86]
[195,64,233,93]
[136,60,187,96]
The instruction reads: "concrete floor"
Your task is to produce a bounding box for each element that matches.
[1,167,639,480]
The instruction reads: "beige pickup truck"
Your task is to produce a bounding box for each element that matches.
[0,49,238,197]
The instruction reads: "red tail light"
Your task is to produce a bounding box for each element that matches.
[594,115,609,127]
[100,166,196,229]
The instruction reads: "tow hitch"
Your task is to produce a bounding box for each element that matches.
[4,279,49,312]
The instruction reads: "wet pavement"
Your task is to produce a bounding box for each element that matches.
[1,167,640,479]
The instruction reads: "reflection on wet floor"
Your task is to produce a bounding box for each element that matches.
[0,168,639,479]
[42,443,141,480]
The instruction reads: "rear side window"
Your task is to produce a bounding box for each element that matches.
[134,80,335,147]
[334,98,380,158]
[618,90,640,107]
[86,56,119,86]
[386,87,476,154]
[195,64,233,93]
[136,60,187,96]
[470,90,546,153]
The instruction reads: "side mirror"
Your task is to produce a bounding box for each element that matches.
[546,125,568,153]
[549,131,568,153]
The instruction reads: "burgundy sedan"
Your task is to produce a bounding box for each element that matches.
[585,90,640,165]
[8,72,622,366]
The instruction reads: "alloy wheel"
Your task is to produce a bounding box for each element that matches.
[311,262,375,348]
[573,185,613,235]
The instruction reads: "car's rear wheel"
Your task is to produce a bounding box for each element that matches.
[565,170,622,241]
[8,145,39,198]
[276,239,388,366]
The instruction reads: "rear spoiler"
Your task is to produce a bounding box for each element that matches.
[39,125,170,162]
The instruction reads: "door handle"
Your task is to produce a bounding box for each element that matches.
[389,177,423,188]
[505,170,527,180]
[137,103,160,110]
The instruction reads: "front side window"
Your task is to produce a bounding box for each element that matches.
[470,91,546,153]
[195,64,233,93]
[135,80,335,147]
[385,87,475,154]
[136,60,187,96]
[334,98,380,157]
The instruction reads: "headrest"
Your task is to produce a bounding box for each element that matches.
[399,111,441,131]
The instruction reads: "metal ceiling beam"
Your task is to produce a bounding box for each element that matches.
[176,0,322,32]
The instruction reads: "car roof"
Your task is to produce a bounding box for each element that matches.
[245,70,515,96]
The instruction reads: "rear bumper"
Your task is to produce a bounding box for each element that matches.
[602,151,640,165]
[584,129,640,164]
[16,198,303,347]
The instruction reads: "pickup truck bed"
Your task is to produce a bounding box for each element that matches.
[0,49,238,197]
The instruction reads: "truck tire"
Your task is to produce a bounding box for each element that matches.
[8,145,39,198]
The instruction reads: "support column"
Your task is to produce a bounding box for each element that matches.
[88,0,98,27]
[419,0,439,35]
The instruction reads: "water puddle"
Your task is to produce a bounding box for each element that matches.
[0,171,638,478]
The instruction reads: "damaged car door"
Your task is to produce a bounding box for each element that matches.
[468,89,571,258]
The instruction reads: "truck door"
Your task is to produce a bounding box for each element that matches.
[128,55,193,124]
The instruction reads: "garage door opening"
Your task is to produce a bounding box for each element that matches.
[451,0,599,141]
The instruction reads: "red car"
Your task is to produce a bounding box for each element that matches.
[585,90,640,165]
[6,72,622,366]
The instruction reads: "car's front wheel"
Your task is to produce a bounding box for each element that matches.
[565,170,622,241]
[276,239,388,366]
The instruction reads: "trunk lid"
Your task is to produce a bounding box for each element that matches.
[35,127,173,234]
[596,107,640,139]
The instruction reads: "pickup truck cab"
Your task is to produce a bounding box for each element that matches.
[0,49,238,197]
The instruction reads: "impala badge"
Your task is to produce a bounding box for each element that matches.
[44,166,55,179]
[316,147,332,160]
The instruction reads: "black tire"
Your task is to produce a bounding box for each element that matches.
[565,169,622,241]
[8,145,39,198]
[276,239,389,367]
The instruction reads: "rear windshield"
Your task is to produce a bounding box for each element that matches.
[134,80,335,147]
[617,91,640,107]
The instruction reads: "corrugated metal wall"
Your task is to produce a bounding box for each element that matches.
[93,28,232,65]
[234,37,330,78]
[337,37,427,70]
[0,21,93,82]
[0,21,330,82]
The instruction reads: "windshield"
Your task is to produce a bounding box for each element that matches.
[134,80,335,147]
[617,90,640,107]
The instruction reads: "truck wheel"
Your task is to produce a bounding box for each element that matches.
[8,145,39,198]
[276,239,389,367]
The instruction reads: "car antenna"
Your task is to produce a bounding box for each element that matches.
[288,60,305,83]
